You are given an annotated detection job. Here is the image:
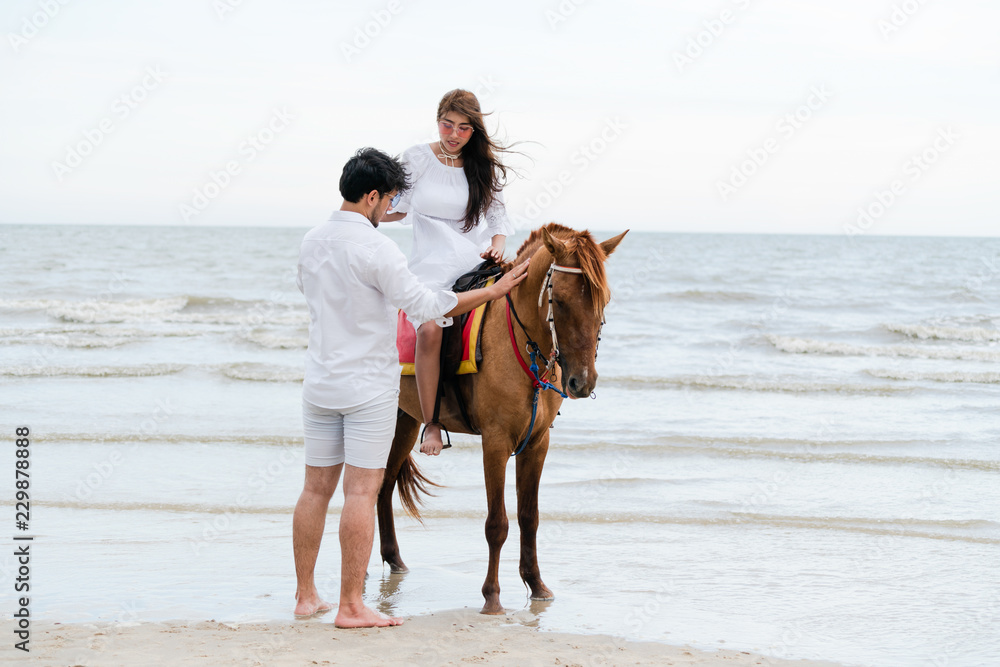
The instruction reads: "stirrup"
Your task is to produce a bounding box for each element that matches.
[419,421,452,449]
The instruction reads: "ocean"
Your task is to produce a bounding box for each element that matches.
[1,223,998,666]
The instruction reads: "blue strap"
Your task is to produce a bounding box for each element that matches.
[512,348,567,457]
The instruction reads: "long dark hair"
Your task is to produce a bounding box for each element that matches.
[437,89,511,233]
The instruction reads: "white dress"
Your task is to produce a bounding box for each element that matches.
[394,143,515,297]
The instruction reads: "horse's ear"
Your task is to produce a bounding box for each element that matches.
[600,230,629,257]
[541,226,570,260]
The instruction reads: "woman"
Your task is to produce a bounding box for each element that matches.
[382,89,516,456]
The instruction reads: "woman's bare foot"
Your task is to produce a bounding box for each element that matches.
[419,423,444,456]
[293,590,333,618]
[334,602,403,628]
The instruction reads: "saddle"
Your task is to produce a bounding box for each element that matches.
[395,261,503,435]
[396,261,502,376]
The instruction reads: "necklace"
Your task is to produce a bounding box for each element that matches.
[436,143,461,167]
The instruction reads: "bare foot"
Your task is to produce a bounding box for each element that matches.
[294,590,333,618]
[419,425,443,456]
[334,603,403,628]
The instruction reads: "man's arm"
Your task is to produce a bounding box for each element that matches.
[369,241,528,324]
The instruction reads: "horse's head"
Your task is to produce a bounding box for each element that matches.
[535,224,628,399]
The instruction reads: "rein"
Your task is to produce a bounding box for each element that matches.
[505,261,607,457]
[505,292,566,457]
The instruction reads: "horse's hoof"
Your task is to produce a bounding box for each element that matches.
[480,602,505,615]
[530,592,555,601]
[382,557,409,574]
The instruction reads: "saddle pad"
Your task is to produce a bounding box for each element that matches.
[397,294,490,376]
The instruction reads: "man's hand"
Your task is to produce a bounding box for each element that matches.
[444,259,530,317]
[492,259,530,298]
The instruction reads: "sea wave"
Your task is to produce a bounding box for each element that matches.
[220,363,304,383]
[767,335,1000,362]
[38,430,996,473]
[237,330,307,349]
[1,363,187,378]
[660,289,761,303]
[0,361,307,381]
[885,323,1000,342]
[36,499,999,544]
[865,369,1000,384]
[0,325,208,348]
[0,295,308,326]
[561,439,997,472]
[40,432,301,446]
[601,374,908,395]
[47,296,189,323]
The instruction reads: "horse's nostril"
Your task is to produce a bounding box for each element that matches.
[568,377,578,391]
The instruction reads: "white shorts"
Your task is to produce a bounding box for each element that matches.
[302,389,399,469]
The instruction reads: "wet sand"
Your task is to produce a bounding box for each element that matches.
[23,608,845,666]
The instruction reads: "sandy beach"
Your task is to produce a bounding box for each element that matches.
[24,609,845,666]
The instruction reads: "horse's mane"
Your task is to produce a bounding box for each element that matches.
[508,222,611,313]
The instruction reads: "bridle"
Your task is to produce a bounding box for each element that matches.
[538,262,606,368]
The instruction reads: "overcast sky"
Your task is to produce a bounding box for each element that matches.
[1,0,997,235]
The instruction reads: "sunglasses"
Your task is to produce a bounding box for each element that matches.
[438,119,473,138]
[387,192,401,209]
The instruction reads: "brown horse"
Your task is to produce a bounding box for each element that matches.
[377,222,627,614]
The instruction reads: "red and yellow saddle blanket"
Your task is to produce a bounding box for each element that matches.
[396,300,489,375]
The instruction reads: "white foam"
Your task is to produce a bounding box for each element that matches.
[7,294,308,327]
[238,330,307,349]
[767,335,1000,362]
[0,325,209,347]
[865,369,1000,384]
[1,363,187,378]
[47,297,189,323]
[219,363,303,383]
[886,323,1000,342]
[0,298,66,310]
[603,374,906,394]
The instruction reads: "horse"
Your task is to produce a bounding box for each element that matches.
[377,222,628,614]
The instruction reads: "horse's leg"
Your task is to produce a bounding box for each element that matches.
[377,409,420,573]
[516,432,555,600]
[480,434,510,614]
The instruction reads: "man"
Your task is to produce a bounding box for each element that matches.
[292,147,528,628]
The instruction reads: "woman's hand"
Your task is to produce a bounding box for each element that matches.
[480,245,504,262]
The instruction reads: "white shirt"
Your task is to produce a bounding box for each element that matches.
[297,210,458,410]
[394,143,515,291]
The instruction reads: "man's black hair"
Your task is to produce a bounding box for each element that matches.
[339,147,410,203]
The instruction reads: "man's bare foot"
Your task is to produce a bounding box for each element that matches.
[419,424,443,456]
[293,590,333,618]
[334,602,403,628]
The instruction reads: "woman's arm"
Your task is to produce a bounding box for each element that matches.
[381,211,407,223]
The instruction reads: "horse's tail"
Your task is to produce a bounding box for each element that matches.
[396,453,442,522]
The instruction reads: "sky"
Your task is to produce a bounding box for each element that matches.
[1,0,997,235]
